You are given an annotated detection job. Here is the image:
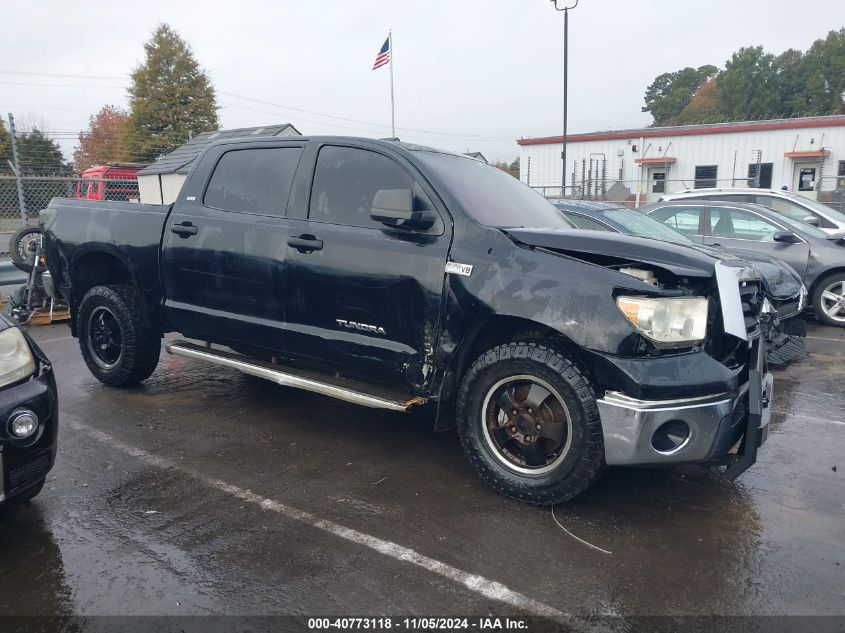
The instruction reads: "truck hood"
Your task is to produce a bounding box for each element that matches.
[503,228,737,278]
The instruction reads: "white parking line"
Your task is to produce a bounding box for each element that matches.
[805,336,845,343]
[65,418,567,620]
[791,414,845,427]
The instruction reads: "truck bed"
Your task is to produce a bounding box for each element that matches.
[41,197,173,323]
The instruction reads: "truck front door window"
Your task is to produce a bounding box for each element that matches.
[309,146,434,230]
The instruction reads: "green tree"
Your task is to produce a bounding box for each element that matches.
[772,48,808,117]
[718,46,781,120]
[642,65,718,126]
[125,24,219,162]
[801,28,845,115]
[13,128,73,216]
[16,128,71,175]
[0,118,12,173]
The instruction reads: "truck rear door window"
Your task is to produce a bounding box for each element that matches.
[204,147,302,216]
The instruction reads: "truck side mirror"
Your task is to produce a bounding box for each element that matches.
[803,215,820,227]
[772,230,800,244]
[370,189,436,231]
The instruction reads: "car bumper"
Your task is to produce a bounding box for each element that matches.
[0,364,58,506]
[597,340,772,473]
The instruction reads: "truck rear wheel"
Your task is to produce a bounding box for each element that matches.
[456,342,605,505]
[78,284,161,386]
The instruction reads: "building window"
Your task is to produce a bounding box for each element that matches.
[747,163,773,189]
[838,160,845,177]
[694,165,718,189]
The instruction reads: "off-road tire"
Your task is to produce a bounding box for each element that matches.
[78,284,161,386]
[812,272,845,327]
[456,342,605,505]
[9,225,42,273]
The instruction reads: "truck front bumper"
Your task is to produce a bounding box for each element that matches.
[597,341,772,475]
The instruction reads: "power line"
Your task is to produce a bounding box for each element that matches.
[0,81,126,89]
[0,69,128,80]
[1,68,516,141]
[218,91,514,140]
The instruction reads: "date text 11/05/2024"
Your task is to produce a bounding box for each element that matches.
[307,617,529,629]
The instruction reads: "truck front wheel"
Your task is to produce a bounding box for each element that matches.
[78,285,161,386]
[456,342,605,505]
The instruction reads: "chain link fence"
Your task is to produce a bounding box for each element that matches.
[0,175,141,258]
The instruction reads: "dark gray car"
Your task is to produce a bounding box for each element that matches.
[641,199,845,326]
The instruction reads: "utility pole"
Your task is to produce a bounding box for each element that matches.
[551,0,578,198]
[388,29,395,139]
[7,113,27,225]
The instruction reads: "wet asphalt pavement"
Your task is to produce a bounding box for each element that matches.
[0,321,843,626]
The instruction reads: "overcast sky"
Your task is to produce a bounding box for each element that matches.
[3,0,845,164]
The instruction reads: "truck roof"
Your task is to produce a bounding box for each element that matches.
[138,124,302,177]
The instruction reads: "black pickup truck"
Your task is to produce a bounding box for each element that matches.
[40,136,773,504]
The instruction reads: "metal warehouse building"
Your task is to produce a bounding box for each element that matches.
[518,115,845,206]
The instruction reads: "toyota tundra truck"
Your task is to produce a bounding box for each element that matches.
[39,136,773,504]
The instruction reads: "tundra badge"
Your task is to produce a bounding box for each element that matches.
[336,319,386,335]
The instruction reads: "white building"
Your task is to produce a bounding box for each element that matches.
[518,115,845,206]
[137,124,301,204]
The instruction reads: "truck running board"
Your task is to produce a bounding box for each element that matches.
[164,340,424,413]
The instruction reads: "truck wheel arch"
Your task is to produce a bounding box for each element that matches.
[433,315,591,431]
[68,251,138,336]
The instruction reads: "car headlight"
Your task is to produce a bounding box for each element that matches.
[617,296,709,347]
[0,328,36,388]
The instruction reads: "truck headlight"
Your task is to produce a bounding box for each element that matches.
[0,328,36,387]
[617,296,709,347]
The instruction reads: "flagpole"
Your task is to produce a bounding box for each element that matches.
[388,29,395,138]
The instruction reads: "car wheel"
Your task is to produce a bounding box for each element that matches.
[812,273,845,327]
[456,341,605,505]
[9,226,42,273]
[78,284,161,386]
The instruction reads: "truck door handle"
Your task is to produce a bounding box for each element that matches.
[171,222,198,237]
[287,234,323,253]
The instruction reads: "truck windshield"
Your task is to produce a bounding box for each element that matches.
[416,152,574,229]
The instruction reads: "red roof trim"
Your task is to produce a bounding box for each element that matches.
[634,157,677,165]
[783,149,830,158]
[517,117,845,146]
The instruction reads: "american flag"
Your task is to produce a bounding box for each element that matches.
[372,36,390,70]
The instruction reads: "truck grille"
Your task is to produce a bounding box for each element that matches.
[740,280,763,339]
[705,274,763,368]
